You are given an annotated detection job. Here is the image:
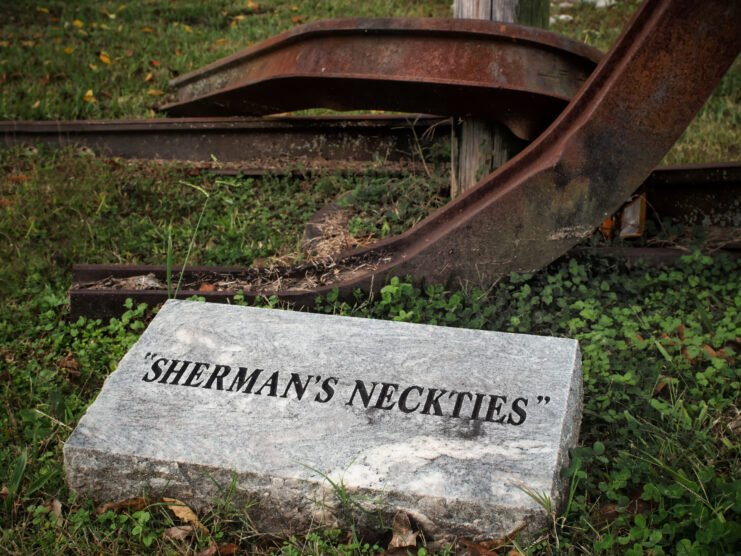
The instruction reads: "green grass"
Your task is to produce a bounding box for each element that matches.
[1,0,741,554]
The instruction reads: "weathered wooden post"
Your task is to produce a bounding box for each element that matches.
[451,0,549,197]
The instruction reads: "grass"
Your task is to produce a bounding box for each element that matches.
[1,0,740,554]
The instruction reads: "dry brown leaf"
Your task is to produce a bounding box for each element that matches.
[163,525,193,541]
[458,538,499,556]
[96,497,150,515]
[162,497,208,535]
[198,283,215,292]
[147,89,165,97]
[150,59,160,68]
[8,174,32,182]
[507,549,524,556]
[217,543,238,555]
[652,374,671,397]
[0,199,14,208]
[1,486,9,499]
[388,511,417,549]
[196,545,218,556]
[49,498,63,519]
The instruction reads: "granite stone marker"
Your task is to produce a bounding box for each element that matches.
[64,299,582,540]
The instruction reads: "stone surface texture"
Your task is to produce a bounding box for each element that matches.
[65,299,582,541]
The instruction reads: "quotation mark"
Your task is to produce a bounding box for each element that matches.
[144,352,158,361]
[537,396,551,405]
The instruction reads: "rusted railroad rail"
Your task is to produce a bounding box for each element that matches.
[159,0,741,301]
[7,0,739,318]
[162,18,603,141]
[0,116,450,174]
[69,162,741,319]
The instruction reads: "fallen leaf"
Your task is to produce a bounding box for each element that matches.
[183,24,192,33]
[89,63,98,71]
[64,46,74,54]
[652,374,671,396]
[388,511,417,549]
[507,550,524,556]
[458,539,499,556]
[150,59,160,68]
[37,6,49,12]
[247,1,259,8]
[217,543,238,555]
[125,48,134,56]
[8,174,32,182]
[82,89,96,103]
[162,497,208,535]
[198,283,215,292]
[32,99,42,108]
[99,52,111,64]
[163,525,193,541]
[147,89,165,97]
[142,27,153,33]
[73,19,84,28]
[144,72,153,82]
[214,39,227,45]
[291,15,305,23]
[196,545,218,556]
[174,49,182,56]
[100,90,113,98]
[0,40,9,47]
[1,486,9,499]
[21,40,35,47]
[0,199,14,208]
[96,497,150,515]
[50,498,63,519]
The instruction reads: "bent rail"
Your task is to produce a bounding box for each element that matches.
[281,0,740,300]
[162,18,602,140]
[318,0,740,291]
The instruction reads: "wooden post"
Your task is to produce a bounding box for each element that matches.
[451,0,549,197]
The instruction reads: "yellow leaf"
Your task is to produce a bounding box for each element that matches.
[32,100,41,108]
[144,72,152,82]
[183,25,192,33]
[247,0,258,8]
[73,19,83,28]
[142,27,153,33]
[233,15,245,20]
[174,49,182,56]
[64,46,74,53]
[83,89,96,103]
[0,40,9,47]
[99,53,111,64]
[89,63,97,70]
[147,89,165,96]
[100,23,109,29]
[291,5,299,10]
[37,7,49,13]
[214,39,227,45]
[21,40,36,47]
[161,498,208,535]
